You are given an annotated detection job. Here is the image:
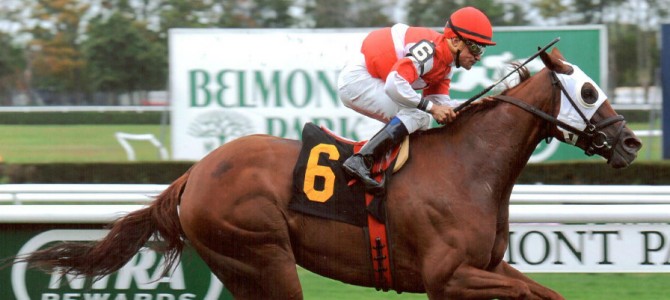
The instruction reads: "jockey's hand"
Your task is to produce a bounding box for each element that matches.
[429,104,457,125]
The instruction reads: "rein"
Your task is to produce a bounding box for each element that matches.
[493,71,626,158]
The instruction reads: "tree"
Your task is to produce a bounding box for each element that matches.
[302,0,391,28]
[468,0,528,26]
[0,33,25,105]
[0,34,19,79]
[406,0,527,28]
[156,0,216,37]
[530,0,669,90]
[82,13,167,104]
[247,0,295,28]
[26,0,89,104]
[303,0,351,27]
[349,0,393,27]
[217,0,295,28]
[406,0,461,27]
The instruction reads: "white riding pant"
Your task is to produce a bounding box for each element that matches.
[337,56,432,134]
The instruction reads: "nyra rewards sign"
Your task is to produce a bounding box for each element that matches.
[1,229,232,300]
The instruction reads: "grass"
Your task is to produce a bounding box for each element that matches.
[0,123,661,163]
[298,268,670,299]
[0,125,170,163]
[298,268,424,300]
[529,273,670,300]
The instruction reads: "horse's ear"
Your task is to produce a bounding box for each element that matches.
[550,47,566,60]
[540,47,573,74]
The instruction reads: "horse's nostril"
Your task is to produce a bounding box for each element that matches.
[624,136,642,151]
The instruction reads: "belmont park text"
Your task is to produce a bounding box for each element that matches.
[189,69,340,109]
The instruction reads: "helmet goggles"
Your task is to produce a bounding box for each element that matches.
[463,38,486,56]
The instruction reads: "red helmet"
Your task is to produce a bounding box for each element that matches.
[444,7,496,46]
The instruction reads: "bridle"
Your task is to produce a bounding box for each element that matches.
[493,70,626,158]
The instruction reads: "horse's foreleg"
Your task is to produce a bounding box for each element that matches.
[491,261,565,300]
[435,264,531,300]
[433,263,564,300]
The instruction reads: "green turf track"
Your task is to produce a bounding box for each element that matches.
[298,268,670,299]
[0,125,170,163]
[0,123,660,163]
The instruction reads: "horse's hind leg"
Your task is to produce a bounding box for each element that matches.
[177,136,305,299]
[179,189,303,299]
[192,240,303,299]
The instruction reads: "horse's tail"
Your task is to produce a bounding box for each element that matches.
[16,170,191,279]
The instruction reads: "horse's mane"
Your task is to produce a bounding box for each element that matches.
[500,63,531,95]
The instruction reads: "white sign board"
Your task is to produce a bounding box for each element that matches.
[508,224,670,273]
[168,27,605,161]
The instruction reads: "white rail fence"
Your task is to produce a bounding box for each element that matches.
[0,184,669,223]
[0,184,166,204]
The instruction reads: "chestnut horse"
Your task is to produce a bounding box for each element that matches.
[12,48,641,299]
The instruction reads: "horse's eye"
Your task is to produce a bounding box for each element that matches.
[580,83,598,105]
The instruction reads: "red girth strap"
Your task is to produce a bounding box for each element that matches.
[365,189,393,291]
[352,142,396,291]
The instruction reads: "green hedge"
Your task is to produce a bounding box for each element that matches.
[0,111,168,125]
[1,161,668,184]
[1,162,193,183]
[516,161,670,185]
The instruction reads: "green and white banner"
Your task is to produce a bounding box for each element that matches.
[0,227,232,300]
[169,26,606,162]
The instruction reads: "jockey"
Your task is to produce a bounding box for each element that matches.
[337,6,496,188]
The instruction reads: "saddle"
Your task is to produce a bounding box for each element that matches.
[289,122,409,226]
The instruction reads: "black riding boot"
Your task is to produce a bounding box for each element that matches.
[343,117,409,188]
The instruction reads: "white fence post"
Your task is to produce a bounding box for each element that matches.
[115,132,169,161]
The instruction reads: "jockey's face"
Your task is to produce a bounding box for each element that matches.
[457,39,482,70]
